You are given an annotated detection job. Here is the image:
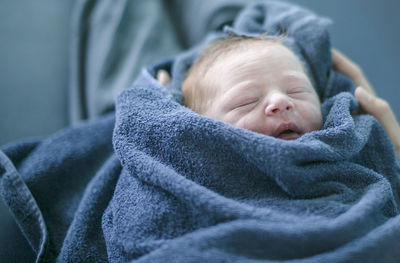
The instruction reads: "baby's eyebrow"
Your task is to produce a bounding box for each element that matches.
[221,80,259,104]
[282,72,310,83]
[227,80,258,94]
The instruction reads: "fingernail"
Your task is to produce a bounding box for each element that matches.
[357,86,371,101]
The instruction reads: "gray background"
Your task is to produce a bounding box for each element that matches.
[0,0,399,260]
[0,0,73,146]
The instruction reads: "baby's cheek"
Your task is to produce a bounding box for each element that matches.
[237,115,271,135]
[303,107,323,131]
[220,112,239,127]
[232,116,252,131]
[234,117,247,130]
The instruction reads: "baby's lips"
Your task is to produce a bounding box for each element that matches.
[272,122,301,137]
[277,131,301,140]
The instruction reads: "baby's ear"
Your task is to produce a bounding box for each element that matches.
[157,70,171,86]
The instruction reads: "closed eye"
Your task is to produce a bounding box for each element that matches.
[287,87,307,94]
[233,98,259,109]
[287,87,311,97]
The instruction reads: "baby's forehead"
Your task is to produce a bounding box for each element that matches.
[224,40,299,60]
[203,39,313,95]
[213,40,305,73]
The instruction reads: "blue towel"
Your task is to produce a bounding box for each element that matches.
[1,1,400,262]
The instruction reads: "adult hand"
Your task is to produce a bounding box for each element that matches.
[332,48,400,158]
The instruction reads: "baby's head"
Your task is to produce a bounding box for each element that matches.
[182,36,323,140]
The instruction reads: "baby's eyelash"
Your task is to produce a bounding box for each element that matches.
[287,87,309,94]
[288,88,303,93]
[235,98,259,108]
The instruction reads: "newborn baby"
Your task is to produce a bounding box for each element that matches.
[181,36,323,140]
[182,36,323,140]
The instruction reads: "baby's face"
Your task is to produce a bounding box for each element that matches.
[202,42,323,140]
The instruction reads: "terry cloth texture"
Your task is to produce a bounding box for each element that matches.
[1,1,400,262]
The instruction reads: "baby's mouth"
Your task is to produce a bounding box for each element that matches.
[277,129,300,140]
[273,122,301,140]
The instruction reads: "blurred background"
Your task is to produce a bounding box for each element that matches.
[0,0,399,261]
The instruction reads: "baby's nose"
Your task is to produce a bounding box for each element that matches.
[265,92,294,116]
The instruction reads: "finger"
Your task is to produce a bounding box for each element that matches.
[157,70,171,85]
[355,86,386,118]
[331,49,359,77]
[331,49,375,95]
[355,86,400,156]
